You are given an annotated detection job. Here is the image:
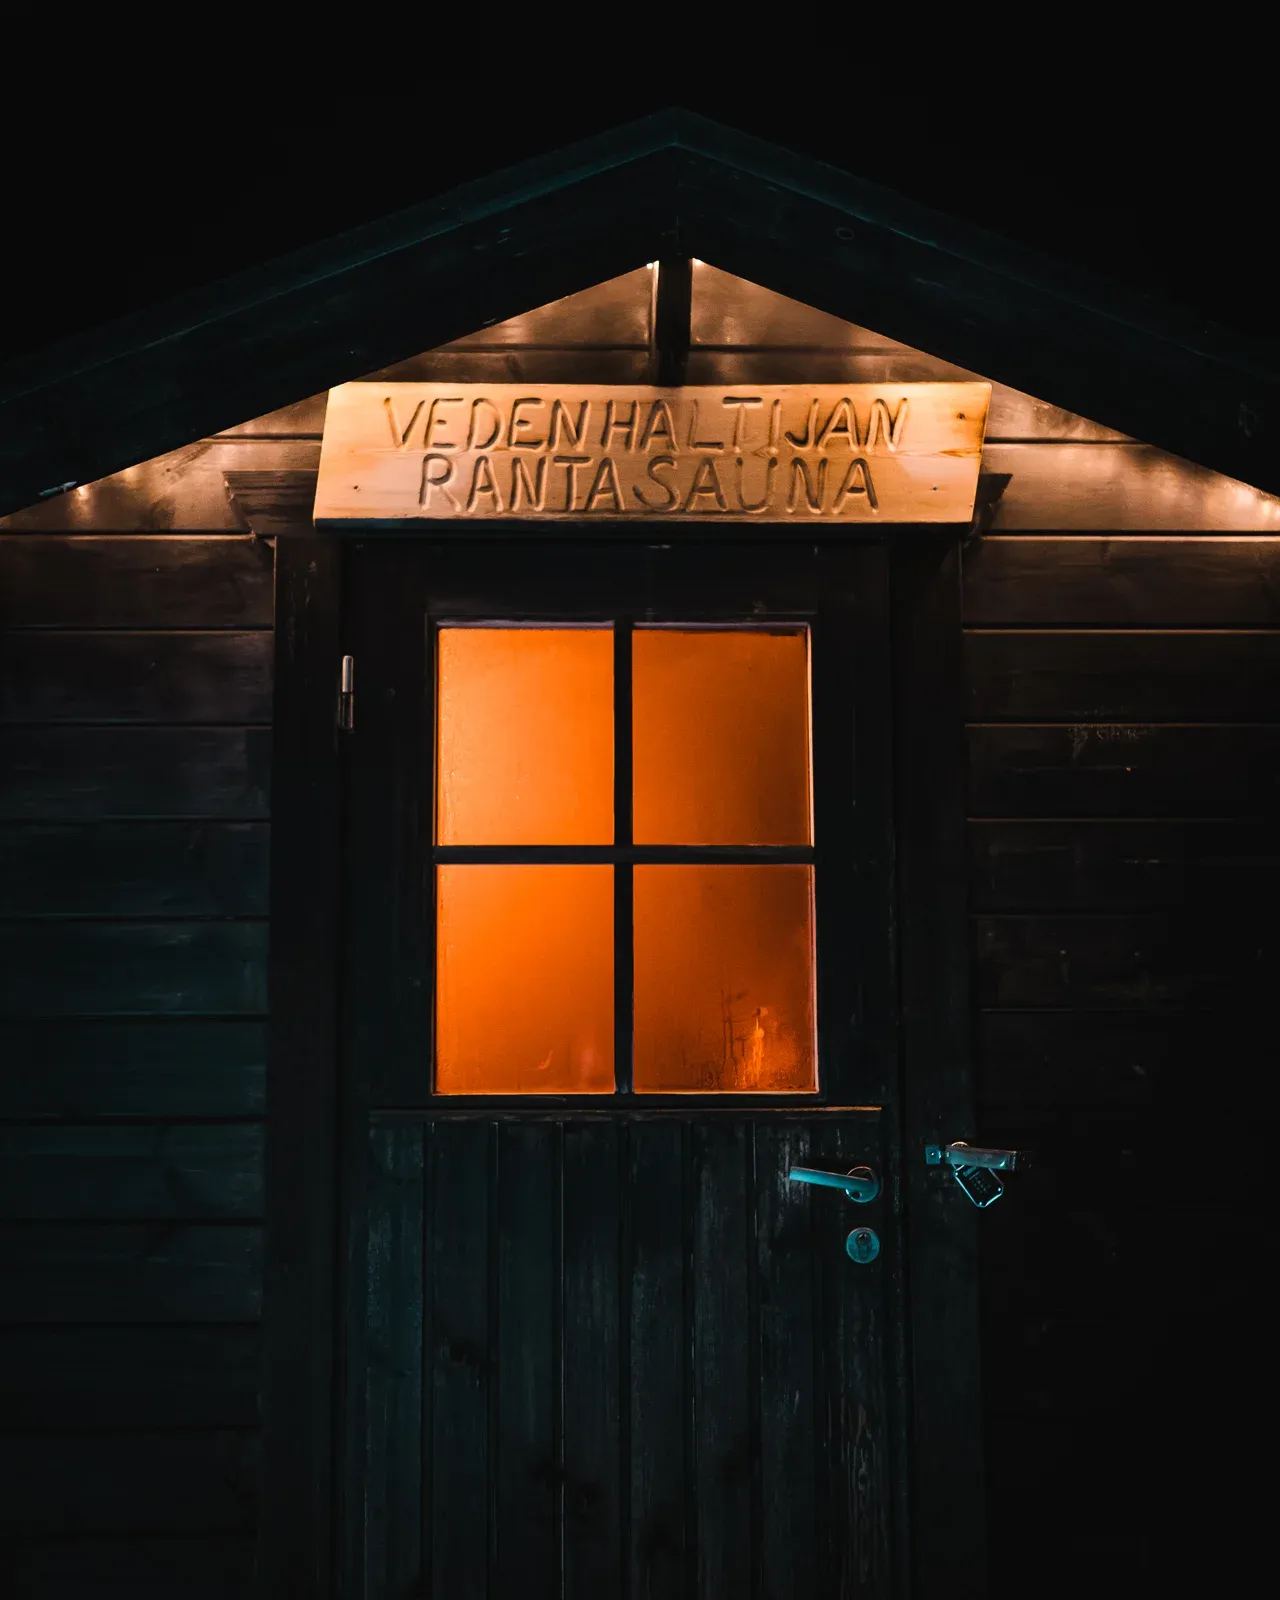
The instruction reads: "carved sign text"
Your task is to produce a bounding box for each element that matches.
[313,382,991,526]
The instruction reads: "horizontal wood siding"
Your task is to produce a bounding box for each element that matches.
[0,535,271,1589]
[963,531,1276,1594]
[4,266,1275,1599]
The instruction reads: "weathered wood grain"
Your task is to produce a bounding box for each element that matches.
[810,1118,890,1598]
[361,1126,424,1599]
[0,1019,266,1118]
[966,629,1280,721]
[0,536,273,627]
[627,1119,689,1599]
[427,1119,491,1596]
[0,1223,263,1321]
[690,1120,754,1599]
[357,1110,893,1596]
[0,632,272,723]
[963,537,1280,626]
[975,913,1268,1008]
[0,1432,259,1534]
[754,1122,818,1600]
[0,1326,262,1428]
[0,921,268,1016]
[967,723,1280,817]
[0,1125,264,1220]
[494,1121,559,1600]
[968,819,1277,910]
[0,822,269,917]
[562,1120,622,1600]
[0,727,271,819]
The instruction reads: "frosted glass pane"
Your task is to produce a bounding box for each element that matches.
[437,628,612,845]
[436,865,614,1093]
[633,865,816,1092]
[633,628,811,845]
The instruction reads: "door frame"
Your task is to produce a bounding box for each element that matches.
[258,524,982,1599]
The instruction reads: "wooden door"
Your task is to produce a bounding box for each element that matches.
[340,539,905,1598]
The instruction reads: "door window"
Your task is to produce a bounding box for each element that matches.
[434,623,816,1094]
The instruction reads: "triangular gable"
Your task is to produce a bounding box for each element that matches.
[1,112,1277,520]
[6,265,1276,534]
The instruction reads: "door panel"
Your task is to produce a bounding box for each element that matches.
[356,1111,890,1599]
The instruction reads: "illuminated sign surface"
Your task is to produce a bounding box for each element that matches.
[314,383,991,526]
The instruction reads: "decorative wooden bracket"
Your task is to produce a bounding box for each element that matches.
[966,471,1012,541]
[225,469,318,537]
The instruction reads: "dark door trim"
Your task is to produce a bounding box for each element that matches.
[260,531,344,1599]
[891,534,985,1600]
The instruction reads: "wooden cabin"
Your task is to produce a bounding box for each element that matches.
[1,115,1273,1597]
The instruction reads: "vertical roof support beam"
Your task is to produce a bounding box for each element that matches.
[653,256,692,387]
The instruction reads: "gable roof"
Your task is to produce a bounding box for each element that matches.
[3,109,1277,520]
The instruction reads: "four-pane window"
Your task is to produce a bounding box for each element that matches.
[434,624,817,1093]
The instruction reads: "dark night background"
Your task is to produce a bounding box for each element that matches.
[1,92,1276,366]
[1,85,1268,1590]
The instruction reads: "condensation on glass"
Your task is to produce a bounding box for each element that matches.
[634,864,817,1092]
[433,622,816,1095]
[435,864,614,1094]
[633,626,811,845]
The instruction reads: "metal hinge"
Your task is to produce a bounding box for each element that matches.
[337,655,355,731]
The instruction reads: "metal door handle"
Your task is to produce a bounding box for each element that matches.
[787,1165,879,1203]
[925,1141,1023,1172]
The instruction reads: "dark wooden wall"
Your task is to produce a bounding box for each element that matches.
[0,536,272,1596]
[1,266,1275,1595]
[964,535,1277,1594]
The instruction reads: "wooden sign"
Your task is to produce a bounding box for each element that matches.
[314,382,991,526]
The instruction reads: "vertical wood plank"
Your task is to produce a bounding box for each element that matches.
[562,1119,622,1600]
[363,1124,424,1597]
[428,1119,492,1598]
[494,1120,559,1600]
[690,1120,754,1600]
[627,1119,689,1600]
[755,1121,818,1600]
[260,532,341,1599]
[811,1118,890,1600]
[894,534,984,1600]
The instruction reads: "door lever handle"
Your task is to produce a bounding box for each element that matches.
[788,1165,880,1204]
[925,1141,1023,1172]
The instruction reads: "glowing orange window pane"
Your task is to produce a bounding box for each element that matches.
[633,865,816,1093]
[633,628,811,845]
[436,865,613,1094]
[436,628,612,845]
